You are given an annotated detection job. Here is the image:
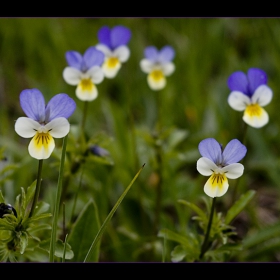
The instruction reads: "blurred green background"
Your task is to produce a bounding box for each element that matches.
[0,18,280,262]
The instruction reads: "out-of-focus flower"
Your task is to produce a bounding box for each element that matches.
[89,145,110,157]
[96,25,131,79]
[227,68,273,128]
[140,45,175,91]
[15,89,76,160]
[62,47,105,101]
[196,138,247,198]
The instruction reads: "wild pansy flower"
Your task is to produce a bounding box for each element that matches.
[95,25,131,79]
[140,45,175,91]
[196,138,247,198]
[15,89,76,160]
[62,46,105,101]
[227,68,273,128]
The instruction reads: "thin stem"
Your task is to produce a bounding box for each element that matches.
[199,197,216,260]
[29,159,43,218]
[49,135,68,262]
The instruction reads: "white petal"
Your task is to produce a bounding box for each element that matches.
[147,75,166,91]
[86,66,104,84]
[28,132,55,160]
[161,62,175,76]
[95,44,112,57]
[251,84,273,107]
[197,157,219,176]
[45,117,70,138]
[62,67,82,85]
[243,105,269,128]
[140,59,154,73]
[204,173,229,198]
[76,83,98,101]
[228,91,251,111]
[15,117,39,138]
[113,45,130,62]
[102,57,121,78]
[222,163,244,179]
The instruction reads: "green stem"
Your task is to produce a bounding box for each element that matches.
[49,135,68,262]
[199,197,216,260]
[29,159,43,218]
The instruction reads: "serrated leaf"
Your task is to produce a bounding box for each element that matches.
[26,180,37,206]
[225,190,256,224]
[67,199,100,262]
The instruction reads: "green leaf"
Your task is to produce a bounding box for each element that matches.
[177,199,208,223]
[171,245,187,262]
[243,222,280,249]
[0,190,5,203]
[225,190,256,224]
[67,199,100,262]
[83,163,145,262]
[40,239,74,260]
[19,231,28,254]
[26,180,37,206]
[158,228,191,246]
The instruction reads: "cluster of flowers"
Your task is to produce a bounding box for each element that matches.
[13,24,273,200]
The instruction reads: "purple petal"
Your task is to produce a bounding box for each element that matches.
[144,46,158,62]
[198,138,222,165]
[83,46,104,69]
[222,139,247,165]
[45,93,76,122]
[247,68,267,95]
[158,46,175,63]
[227,71,249,95]
[110,25,131,49]
[65,51,83,70]
[97,26,111,47]
[19,89,46,122]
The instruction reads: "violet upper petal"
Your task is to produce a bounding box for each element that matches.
[45,93,76,122]
[110,25,131,49]
[198,138,222,165]
[97,26,111,47]
[20,88,46,122]
[222,139,247,165]
[158,46,175,63]
[247,68,267,94]
[84,47,104,69]
[65,51,83,70]
[227,71,249,95]
[144,46,158,62]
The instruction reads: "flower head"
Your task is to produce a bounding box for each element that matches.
[95,25,131,78]
[140,45,175,91]
[227,68,273,128]
[196,138,247,198]
[15,89,76,160]
[62,46,105,101]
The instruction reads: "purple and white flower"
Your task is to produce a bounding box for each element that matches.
[95,25,131,78]
[62,46,105,101]
[15,89,76,160]
[140,45,175,91]
[196,138,247,198]
[227,68,273,128]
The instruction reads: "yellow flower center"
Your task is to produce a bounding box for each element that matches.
[245,103,262,117]
[210,172,227,189]
[107,57,119,68]
[34,132,52,149]
[80,78,94,91]
[150,70,164,81]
